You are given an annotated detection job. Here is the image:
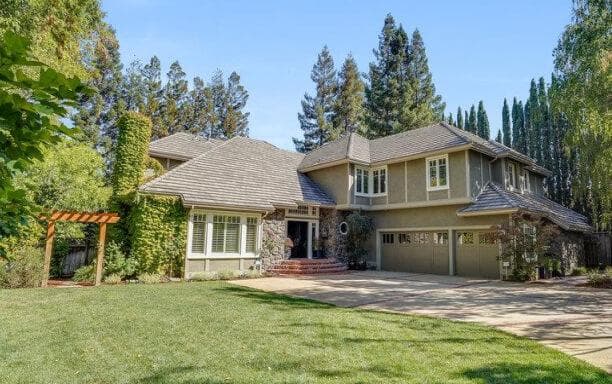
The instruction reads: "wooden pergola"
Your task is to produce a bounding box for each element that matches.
[41,211,120,287]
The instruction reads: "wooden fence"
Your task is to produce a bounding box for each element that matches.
[584,232,611,267]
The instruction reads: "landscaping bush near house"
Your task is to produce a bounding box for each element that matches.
[72,264,95,283]
[0,246,44,288]
[345,211,374,270]
[571,266,588,276]
[586,269,612,289]
[104,273,123,285]
[188,269,264,282]
[104,241,138,279]
[137,273,166,284]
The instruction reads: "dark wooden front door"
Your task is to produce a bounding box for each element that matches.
[287,221,308,258]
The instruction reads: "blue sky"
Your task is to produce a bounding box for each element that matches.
[102,0,572,150]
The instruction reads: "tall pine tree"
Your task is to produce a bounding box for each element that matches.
[526,79,542,161]
[162,61,189,136]
[476,100,490,139]
[293,46,338,152]
[141,56,164,139]
[334,54,365,135]
[456,107,463,129]
[466,105,477,133]
[501,98,511,147]
[495,130,502,143]
[222,71,250,138]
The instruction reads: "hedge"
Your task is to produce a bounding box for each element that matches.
[128,194,187,276]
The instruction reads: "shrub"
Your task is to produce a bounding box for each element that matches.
[0,246,44,288]
[571,266,588,276]
[189,271,219,281]
[72,264,95,283]
[217,269,241,280]
[587,270,612,288]
[345,211,374,270]
[138,273,165,284]
[104,273,123,285]
[104,241,138,279]
[243,269,263,279]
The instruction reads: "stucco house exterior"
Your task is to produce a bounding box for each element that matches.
[141,122,591,279]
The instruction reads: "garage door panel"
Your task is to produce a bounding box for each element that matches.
[432,247,449,275]
[456,231,500,279]
[380,231,449,275]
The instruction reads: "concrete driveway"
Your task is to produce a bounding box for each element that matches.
[232,271,612,372]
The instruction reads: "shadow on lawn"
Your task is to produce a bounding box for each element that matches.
[460,362,610,384]
[215,285,334,310]
[132,365,225,384]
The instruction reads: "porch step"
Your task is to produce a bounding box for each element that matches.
[268,258,348,275]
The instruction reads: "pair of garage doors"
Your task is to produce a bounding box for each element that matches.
[380,231,500,279]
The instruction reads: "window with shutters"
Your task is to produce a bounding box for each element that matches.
[245,217,257,253]
[190,212,206,253]
[212,215,240,253]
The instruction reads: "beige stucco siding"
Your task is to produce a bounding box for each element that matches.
[448,151,467,199]
[307,164,348,206]
[491,159,503,185]
[364,205,508,262]
[404,158,427,202]
[387,162,405,204]
[428,190,449,200]
[468,150,494,196]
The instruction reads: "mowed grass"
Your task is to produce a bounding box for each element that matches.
[0,282,609,384]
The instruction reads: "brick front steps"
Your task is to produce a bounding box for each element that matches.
[268,258,348,275]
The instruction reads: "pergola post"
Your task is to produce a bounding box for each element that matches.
[95,222,107,286]
[42,220,55,288]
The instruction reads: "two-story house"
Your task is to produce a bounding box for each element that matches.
[141,123,590,279]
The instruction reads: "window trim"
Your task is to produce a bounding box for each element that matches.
[426,154,450,191]
[522,169,531,193]
[354,165,387,197]
[187,209,261,259]
[506,161,518,191]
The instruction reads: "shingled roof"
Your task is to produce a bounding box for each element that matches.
[458,182,591,232]
[298,123,550,176]
[141,136,335,211]
[149,132,224,160]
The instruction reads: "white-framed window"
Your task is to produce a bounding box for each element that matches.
[187,210,261,258]
[522,169,531,192]
[434,232,448,245]
[355,166,386,196]
[190,212,207,254]
[286,205,318,218]
[426,155,449,191]
[506,161,517,190]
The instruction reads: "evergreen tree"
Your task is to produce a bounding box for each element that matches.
[495,130,502,143]
[72,24,124,162]
[456,107,463,129]
[476,100,490,139]
[446,113,454,125]
[188,77,209,136]
[222,71,250,137]
[162,61,189,136]
[538,77,552,187]
[122,60,146,112]
[141,56,164,139]
[526,79,542,161]
[401,29,445,128]
[209,70,227,138]
[466,105,477,133]
[293,46,337,152]
[365,15,407,138]
[464,110,469,131]
[334,54,365,135]
[502,98,511,147]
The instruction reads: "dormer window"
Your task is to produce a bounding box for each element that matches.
[522,169,531,192]
[506,162,517,190]
[355,166,386,197]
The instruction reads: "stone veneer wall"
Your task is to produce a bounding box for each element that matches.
[319,208,348,263]
[260,209,287,269]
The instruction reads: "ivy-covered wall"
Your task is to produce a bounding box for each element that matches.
[128,194,188,276]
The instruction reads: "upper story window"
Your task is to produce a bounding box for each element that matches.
[506,162,518,190]
[426,155,449,191]
[355,166,386,197]
[522,169,531,192]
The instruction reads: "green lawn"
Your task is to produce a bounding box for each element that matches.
[0,282,609,384]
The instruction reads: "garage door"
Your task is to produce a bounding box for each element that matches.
[381,231,449,274]
[456,231,500,279]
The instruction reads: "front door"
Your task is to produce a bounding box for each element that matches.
[287,221,308,258]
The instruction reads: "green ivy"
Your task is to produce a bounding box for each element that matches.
[111,112,152,199]
[128,194,187,276]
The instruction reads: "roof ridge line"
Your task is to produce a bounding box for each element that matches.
[141,137,236,190]
[489,182,517,207]
[439,122,472,145]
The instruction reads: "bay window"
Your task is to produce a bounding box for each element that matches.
[426,155,449,191]
[188,211,260,258]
